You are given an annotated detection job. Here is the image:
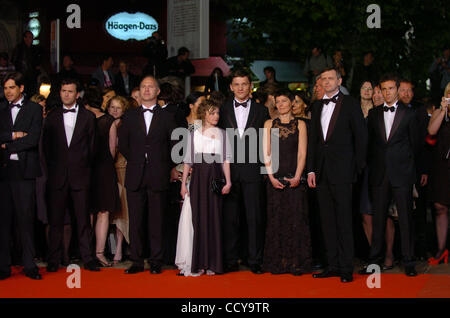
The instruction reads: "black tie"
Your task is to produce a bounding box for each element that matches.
[9,103,22,109]
[322,95,339,105]
[63,108,76,113]
[234,101,248,108]
[142,108,155,113]
[383,106,395,112]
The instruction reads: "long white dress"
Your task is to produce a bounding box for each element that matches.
[174,184,202,277]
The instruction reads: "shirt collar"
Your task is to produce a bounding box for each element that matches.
[10,96,24,106]
[63,103,78,111]
[142,104,157,110]
[383,100,399,109]
[323,91,339,100]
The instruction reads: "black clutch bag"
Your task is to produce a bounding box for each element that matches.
[276,173,294,187]
[211,178,226,195]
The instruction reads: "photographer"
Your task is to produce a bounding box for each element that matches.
[143,31,168,78]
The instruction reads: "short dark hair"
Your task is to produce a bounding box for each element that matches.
[399,78,414,88]
[2,72,25,87]
[23,30,33,38]
[61,78,82,92]
[82,88,102,109]
[178,47,190,56]
[264,66,275,74]
[158,82,183,104]
[101,55,112,63]
[320,67,342,79]
[186,91,204,106]
[379,73,400,88]
[230,68,252,83]
[274,88,294,101]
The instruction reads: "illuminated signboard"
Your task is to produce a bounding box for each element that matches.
[105,12,158,41]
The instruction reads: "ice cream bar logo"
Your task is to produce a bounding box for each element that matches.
[105,12,159,41]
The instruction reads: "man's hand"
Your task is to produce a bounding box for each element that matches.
[307,173,316,188]
[420,174,428,187]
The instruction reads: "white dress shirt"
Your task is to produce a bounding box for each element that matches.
[234,99,251,137]
[320,92,339,139]
[142,105,157,134]
[383,101,398,139]
[9,96,24,160]
[63,104,79,147]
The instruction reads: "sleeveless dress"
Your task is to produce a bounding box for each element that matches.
[176,128,230,275]
[262,118,312,274]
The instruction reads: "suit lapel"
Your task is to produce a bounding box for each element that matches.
[378,107,387,143]
[315,102,325,142]
[13,103,27,129]
[244,99,257,131]
[226,101,238,129]
[325,93,343,141]
[388,103,406,141]
[69,106,85,148]
[138,109,147,135]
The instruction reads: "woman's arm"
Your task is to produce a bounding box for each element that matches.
[428,97,448,135]
[263,119,284,189]
[109,119,120,158]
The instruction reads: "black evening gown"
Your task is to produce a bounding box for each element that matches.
[263,118,312,274]
[429,119,450,205]
[188,130,226,274]
[90,114,121,213]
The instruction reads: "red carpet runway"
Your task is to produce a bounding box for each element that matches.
[0,267,449,298]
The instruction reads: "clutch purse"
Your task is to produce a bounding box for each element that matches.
[211,178,226,195]
[276,173,294,187]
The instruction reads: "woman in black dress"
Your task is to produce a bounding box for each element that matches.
[90,97,121,266]
[180,99,232,276]
[427,85,450,265]
[262,89,312,275]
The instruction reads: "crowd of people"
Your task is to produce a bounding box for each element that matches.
[0,34,449,284]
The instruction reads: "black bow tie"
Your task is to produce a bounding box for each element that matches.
[63,108,76,113]
[234,101,248,108]
[9,103,22,109]
[383,106,396,112]
[142,107,155,113]
[322,95,339,105]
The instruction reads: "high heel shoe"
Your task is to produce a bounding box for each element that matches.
[428,249,448,265]
[96,252,112,267]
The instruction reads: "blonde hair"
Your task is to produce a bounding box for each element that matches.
[444,82,450,97]
[106,95,129,113]
[30,94,46,104]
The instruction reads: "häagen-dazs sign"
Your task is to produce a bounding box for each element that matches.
[105,12,158,41]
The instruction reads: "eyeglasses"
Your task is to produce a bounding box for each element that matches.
[361,87,373,91]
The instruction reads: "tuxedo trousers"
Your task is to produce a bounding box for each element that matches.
[223,180,265,266]
[316,170,354,274]
[127,163,167,266]
[369,173,415,266]
[47,182,94,265]
[0,161,37,273]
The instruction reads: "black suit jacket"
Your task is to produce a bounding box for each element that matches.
[114,72,139,96]
[118,105,177,192]
[218,99,270,183]
[307,92,367,184]
[367,102,419,187]
[42,105,96,190]
[0,99,43,179]
[406,100,430,177]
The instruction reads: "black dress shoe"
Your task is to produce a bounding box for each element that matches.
[382,264,394,271]
[47,263,59,272]
[24,267,42,280]
[224,263,239,273]
[84,260,100,272]
[405,265,417,277]
[0,271,11,280]
[249,264,263,274]
[340,273,353,283]
[358,264,380,275]
[312,270,340,278]
[150,264,162,274]
[125,264,144,274]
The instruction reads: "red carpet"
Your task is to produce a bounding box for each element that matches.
[0,267,449,298]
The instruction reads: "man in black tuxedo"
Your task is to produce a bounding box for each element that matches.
[218,69,269,274]
[0,72,42,280]
[307,67,367,283]
[118,76,177,274]
[42,78,99,272]
[361,75,419,276]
